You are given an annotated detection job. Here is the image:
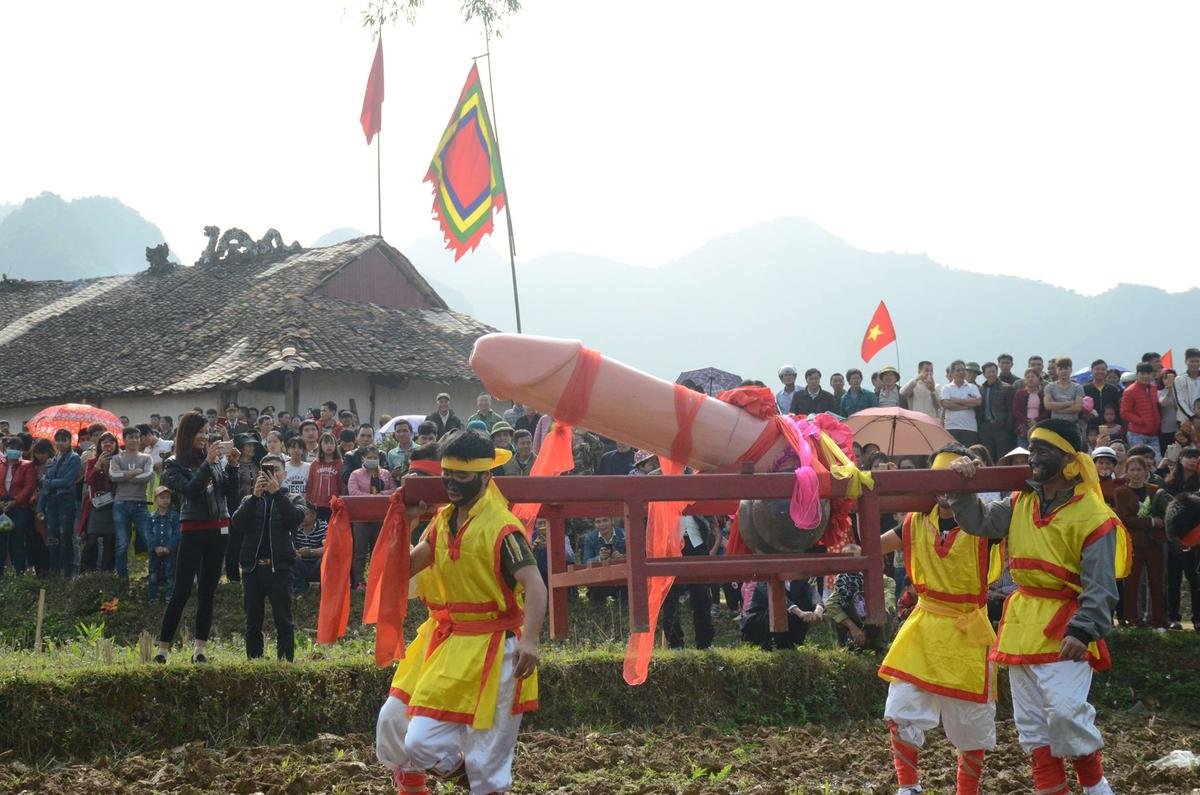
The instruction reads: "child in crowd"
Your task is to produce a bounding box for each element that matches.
[146,486,180,603]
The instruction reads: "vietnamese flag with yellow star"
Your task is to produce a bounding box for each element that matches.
[860,300,897,362]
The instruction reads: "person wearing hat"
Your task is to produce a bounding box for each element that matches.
[947,419,1130,795]
[776,365,799,415]
[631,449,659,475]
[376,429,545,794]
[877,365,902,408]
[489,421,515,476]
[964,362,982,386]
[876,444,1003,795]
[146,485,181,603]
[1090,447,1118,480]
[425,393,464,439]
[224,403,251,437]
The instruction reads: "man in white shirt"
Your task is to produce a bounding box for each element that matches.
[776,366,799,415]
[1173,347,1200,424]
[284,437,310,495]
[940,360,982,446]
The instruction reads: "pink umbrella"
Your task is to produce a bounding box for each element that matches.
[844,406,954,457]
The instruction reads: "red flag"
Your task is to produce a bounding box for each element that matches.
[1162,349,1174,371]
[860,301,897,363]
[360,38,384,144]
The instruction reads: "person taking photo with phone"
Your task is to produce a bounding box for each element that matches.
[231,454,305,661]
[156,412,240,664]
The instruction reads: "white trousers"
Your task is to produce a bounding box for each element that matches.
[1008,661,1104,757]
[376,637,523,794]
[884,680,997,751]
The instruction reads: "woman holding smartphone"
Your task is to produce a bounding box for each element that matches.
[156,411,240,663]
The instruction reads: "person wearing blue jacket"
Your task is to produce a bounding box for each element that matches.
[37,429,81,577]
[146,486,181,602]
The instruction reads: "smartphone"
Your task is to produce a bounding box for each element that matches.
[216,416,228,427]
[1167,444,1182,462]
[1098,425,1108,436]
[217,440,235,454]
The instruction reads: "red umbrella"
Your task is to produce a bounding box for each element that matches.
[26,403,124,445]
[844,406,954,457]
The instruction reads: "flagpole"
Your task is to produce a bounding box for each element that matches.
[376,28,383,238]
[480,25,523,334]
[377,131,382,237]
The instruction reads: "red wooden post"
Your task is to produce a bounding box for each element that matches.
[544,505,569,639]
[624,498,651,632]
[857,489,885,625]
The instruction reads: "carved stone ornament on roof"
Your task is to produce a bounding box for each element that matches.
[145,243,176,275]
[196,226,302,266]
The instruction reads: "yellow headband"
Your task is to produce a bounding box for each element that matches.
[441,447,513,472]
[931,451,961,471]
[1029,426,1099,498]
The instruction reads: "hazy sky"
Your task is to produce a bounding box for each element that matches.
[3,1,1199,294]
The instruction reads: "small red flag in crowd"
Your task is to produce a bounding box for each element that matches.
[360,38,384,144]
[1162,349,1174,370]
[860,301,897,363]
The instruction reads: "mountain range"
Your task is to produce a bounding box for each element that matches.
[0,193,173,281]
[0,194,1191,382]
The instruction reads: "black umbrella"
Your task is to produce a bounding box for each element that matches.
[676,367,743,397]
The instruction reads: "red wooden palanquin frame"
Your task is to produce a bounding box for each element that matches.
[342,466,1033,637]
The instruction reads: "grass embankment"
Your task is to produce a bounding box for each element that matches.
[0,573,1197,762]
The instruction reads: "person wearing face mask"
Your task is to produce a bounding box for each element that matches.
[948,419,1130,795]
[347,446,395,591]
[376,430,546,795]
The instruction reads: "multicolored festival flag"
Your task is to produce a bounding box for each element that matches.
[860,300,897,363]
[426,64,507,261]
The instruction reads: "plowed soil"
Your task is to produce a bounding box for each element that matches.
[1,716,1196,794]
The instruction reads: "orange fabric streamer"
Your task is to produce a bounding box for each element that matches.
[623,458,687,686]
[317,496,354,644]
[553,346,601,426]
[362,490,411,667]
[511,421,576,537]
[669,384,706,464]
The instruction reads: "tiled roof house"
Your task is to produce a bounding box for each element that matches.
[0,235,493,424]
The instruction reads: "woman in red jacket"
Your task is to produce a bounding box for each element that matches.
[1011,369,1049,447]
[305,433,343,521]
[0,436,37,575]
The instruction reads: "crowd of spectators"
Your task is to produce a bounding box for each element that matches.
[0,345,1196,660]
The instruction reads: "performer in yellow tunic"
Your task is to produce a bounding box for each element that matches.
[876,445,1002,795]
[949,419,1130,795]
[376,430,546,795]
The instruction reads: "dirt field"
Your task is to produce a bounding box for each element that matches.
[2,715,1196,794]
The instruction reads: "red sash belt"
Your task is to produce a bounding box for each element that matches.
[1017,584,1079,640]
[428,606,523,647]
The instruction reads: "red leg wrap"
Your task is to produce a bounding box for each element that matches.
[888,721,920,788]
[956,749,984,795]
[1030,745,1069,795]
[1071,750,1104,788]
[394,769,429,794]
